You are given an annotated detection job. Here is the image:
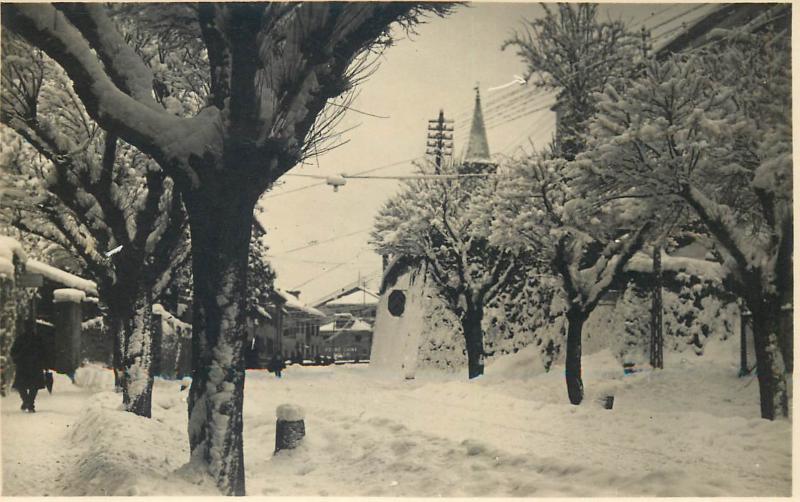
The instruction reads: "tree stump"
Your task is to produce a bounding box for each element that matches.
[275,404,305,453]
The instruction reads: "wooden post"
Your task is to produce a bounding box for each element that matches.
[740,309,751,376]
[275,404,305,453]
[53,290,82,376]
[650,246,663,369]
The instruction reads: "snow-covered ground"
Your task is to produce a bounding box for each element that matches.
[1,336,792,496]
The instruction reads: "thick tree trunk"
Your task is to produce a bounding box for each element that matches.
[118,291,156,418]
[749,297,789,420]
[461,308,485,379]
[565,308,586,405]
[106,288,156,416]
[185,195,253,496]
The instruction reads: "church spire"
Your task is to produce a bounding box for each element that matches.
[463,84,494,170]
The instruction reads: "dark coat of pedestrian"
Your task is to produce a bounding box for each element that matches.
[11,320,47,412]
[267,353,286,378]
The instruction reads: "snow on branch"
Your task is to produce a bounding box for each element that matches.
[56,4,161,111]
[0,4,211,189]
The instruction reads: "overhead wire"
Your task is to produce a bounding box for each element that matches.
[499,109,555,154]
[263,156,423,199]
[272,227,372,256]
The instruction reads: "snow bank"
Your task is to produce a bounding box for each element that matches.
[64,393,218,496]
[485,343,549,380]
[74,363,115,391]
[27,259,98,295]
[53,288,86,303]
[0,234,25,278]
[1,336,790,497]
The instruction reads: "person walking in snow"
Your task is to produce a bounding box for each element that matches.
[11,319,47,412]
[268,352,286,378]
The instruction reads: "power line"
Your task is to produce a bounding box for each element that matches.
[486,99,556,131]
[458,86,549,129]
[291,253,381,290]
[500,109,554,154]
[263,156,422,199]
[272,227,372,256]
[484,92,556,128]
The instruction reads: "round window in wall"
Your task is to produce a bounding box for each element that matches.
[387,290,406,317]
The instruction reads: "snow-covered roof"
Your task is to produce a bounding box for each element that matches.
[275,289,326,318]
[325,288,379,306]
[320,317,372,333]
[0,235,26,279]
[26,259,98,295]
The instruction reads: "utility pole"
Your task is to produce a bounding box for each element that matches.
[650,245,664,369]
[426,109,454,173]
[636,26,652,77]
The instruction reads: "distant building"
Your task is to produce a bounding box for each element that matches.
[320,313,373,362]
[244,288,327,367]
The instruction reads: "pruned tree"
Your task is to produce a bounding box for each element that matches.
[372,165,519,379]
[491,154,656,404]
[502,3,637,160]
[1,3,455,493]
[0,33,189,418]
[579,30,791,419]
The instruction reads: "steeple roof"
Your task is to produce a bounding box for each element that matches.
[463,86,492,165]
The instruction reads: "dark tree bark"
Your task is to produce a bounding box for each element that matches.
[106,284,157,417]
[184,189,255,496]
[462,307,485,379]
[748,294,789,421]
[683,186,789,420]
[565,307,586,405]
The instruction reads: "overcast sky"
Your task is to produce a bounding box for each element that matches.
[256,2,713,303]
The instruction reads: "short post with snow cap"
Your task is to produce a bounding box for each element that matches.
[275,404,305,453]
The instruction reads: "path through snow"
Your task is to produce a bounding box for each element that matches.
[0,336,792,496]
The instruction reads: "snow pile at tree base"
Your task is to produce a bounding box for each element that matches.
[63,392,218,496]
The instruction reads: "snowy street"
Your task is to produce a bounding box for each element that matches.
[2,337,791,497]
